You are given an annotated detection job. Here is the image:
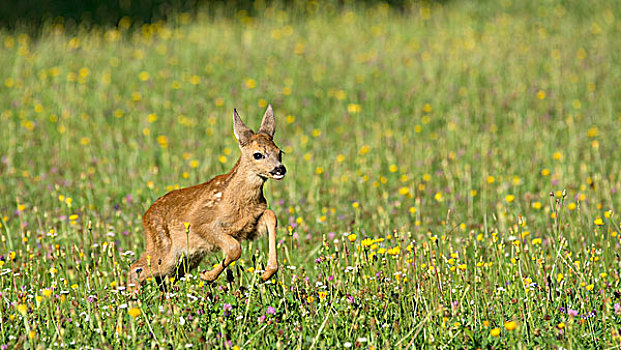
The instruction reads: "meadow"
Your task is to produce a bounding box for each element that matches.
[1,0,620,348]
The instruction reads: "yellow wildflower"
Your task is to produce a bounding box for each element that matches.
[504,321,518,331]
[128,307,141,318]
[16,304,28,315]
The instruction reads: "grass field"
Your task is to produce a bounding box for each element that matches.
[1,0,621,348]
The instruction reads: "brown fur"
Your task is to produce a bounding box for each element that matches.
[129,105,285,288]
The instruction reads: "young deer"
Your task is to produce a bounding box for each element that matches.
[128,105,285,288]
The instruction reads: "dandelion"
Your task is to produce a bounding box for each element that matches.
[347,104,361,113]
[586,127,599,138]
[557,322,565,329]
[138,71,150,81]
[586,284,594,291]
[361,238,373,247]
[79,67,90,78]
[531,238,542,245]
[157,135,169,148]
[594,218,604,226]
[490,328,501,337]
[128,307,141,318]
[387,246,400,256]
[16,304,28,315]
[347,233,357,242]
[244,79,256,89]
[504,321,518,331]
[505,194,515,203]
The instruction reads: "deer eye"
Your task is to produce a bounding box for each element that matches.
[253,152,264,160]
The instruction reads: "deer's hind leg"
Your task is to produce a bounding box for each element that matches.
[128,222,174,288]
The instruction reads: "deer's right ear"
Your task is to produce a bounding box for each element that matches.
[233,109,254,145]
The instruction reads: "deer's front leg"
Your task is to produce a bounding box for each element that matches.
[200,234,241,282]
[258,209,278,281]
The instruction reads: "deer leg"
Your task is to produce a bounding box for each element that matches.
[200,235,241,282]
[258,209,279,281]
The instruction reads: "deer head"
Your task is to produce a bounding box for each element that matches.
[232,105,286,180]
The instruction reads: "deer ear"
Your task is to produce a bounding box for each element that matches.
[233,109,254,145]
[258,104,275,138]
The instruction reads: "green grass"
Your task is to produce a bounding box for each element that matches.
[1,0,620,348]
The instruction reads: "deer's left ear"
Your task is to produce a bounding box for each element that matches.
[258,104,275,138]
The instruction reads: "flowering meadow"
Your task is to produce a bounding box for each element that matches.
[1,0,620,348]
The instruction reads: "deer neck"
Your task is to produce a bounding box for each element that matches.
[223,157,266,203]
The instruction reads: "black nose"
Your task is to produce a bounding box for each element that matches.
[270,165,286,176]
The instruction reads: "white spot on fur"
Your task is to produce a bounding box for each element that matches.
[215,192,222,198]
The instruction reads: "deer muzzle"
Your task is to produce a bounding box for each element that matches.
[270,165,286,179]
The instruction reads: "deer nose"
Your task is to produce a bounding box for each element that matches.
[270,165,286,177]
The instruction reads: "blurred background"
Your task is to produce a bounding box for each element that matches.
[2,0,415,29]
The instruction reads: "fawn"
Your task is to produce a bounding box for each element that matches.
[128,105,285,288]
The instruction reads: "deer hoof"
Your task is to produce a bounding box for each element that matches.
[126,283,141,297]
[200,270,218,282]
[261,264,278,281]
